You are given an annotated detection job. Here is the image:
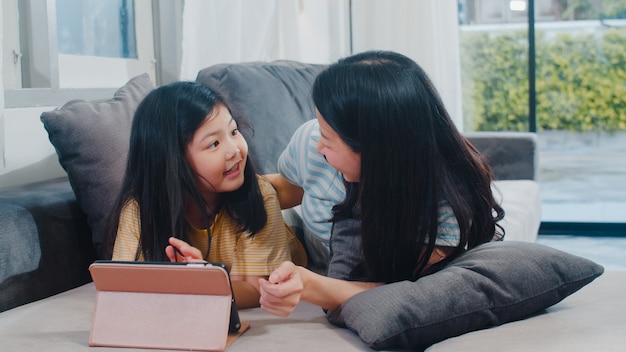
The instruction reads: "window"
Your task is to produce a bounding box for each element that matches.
[458,0,626,232]
[56,0,137,59]
[2,0,156,107]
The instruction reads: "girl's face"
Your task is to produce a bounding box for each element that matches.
[316,110,361,182]
[185,104,248,196]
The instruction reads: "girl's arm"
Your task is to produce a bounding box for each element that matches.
[167,177,305,309]
[259,261,382,317]
[230,275,263,309]
[226,176,307,308]
[166,237,264,309]
[112,200,142,261]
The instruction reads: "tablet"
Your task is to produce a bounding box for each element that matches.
[89,261,246,351]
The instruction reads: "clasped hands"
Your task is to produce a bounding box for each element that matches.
[258,261,304,317]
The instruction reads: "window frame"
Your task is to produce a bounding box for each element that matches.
[3,0,166,108]
[527,0,624,233]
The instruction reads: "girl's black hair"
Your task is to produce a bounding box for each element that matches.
[104,81,266,261]
[313,51,504,283]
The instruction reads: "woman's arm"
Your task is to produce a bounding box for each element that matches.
[264,173,304,209]
[259,261,381,317]
[259,247,452,318]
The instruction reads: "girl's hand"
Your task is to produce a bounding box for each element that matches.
[258,261,304,317]
[165,237,205,263]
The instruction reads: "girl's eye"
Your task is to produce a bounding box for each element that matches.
[208,141,219,149]
[231,128,239,136]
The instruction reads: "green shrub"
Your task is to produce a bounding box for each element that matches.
[460,27,626,132]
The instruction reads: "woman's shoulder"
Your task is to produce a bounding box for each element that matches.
[291,119,319,141]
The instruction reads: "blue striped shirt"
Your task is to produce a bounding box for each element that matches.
[278,120,345,250]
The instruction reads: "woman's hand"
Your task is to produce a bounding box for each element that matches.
[165,237,205,263]
[260,261,384,316]
[258,261,304,317]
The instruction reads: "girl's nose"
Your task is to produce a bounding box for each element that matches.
[226,145,241,160]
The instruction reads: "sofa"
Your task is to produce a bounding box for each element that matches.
[1,60,617,351]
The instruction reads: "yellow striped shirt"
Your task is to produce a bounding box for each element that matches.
[112,176,307,276]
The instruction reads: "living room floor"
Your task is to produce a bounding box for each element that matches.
[537,235,626,271]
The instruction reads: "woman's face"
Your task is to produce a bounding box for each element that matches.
[316,110,361,182]
[185,104,248,196]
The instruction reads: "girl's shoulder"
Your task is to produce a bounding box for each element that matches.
[121,198,140,214]
[256,175,276,196]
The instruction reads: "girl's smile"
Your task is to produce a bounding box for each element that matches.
[224,162,241,179]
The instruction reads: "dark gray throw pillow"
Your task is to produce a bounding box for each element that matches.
[326,241,604,350]
[40,74,155,259]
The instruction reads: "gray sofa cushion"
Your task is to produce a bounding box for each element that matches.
[464,132,538,180]
[0,177,95,312]
[0,203,40,283]
[40,74,155,258]
[196,61,326,174]
[327,241,604,350]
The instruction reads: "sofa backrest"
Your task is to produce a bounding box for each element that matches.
[196,61,327,174]
[197,61,538,181]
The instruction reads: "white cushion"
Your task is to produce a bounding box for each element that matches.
[493,180,541,242]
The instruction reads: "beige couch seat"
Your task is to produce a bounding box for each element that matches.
[1,271,625,351]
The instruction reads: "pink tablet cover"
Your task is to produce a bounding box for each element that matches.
[88,262,247,351]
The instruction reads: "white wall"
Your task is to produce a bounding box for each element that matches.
[0,106,67,187]
[0,1,67,188]
[179,0,350,80]
[351,0,463,128]
[0,0,463,188]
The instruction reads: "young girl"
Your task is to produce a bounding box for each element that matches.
[258,50,504,314]
[107,81,306,308]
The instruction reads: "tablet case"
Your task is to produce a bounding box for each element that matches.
[88,262,249,351]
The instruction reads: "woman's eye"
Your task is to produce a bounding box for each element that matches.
[208,141,219,149]
[231,128,239,136]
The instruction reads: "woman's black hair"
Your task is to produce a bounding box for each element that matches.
[104,81,266,261]
[313,51,504,282]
